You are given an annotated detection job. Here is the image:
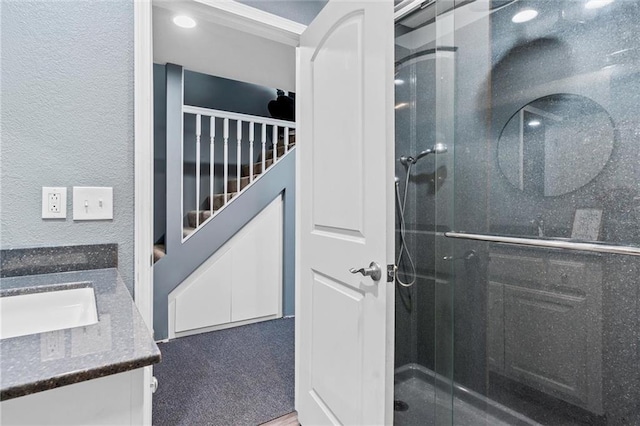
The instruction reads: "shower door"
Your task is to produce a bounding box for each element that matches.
[395,0,640,425]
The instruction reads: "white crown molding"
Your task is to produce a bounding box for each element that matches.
[153,0,306,47]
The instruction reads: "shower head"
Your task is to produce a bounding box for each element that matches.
[399,143,448,166]
[415,143,448,161]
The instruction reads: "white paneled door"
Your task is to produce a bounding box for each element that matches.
[296,0,395,424]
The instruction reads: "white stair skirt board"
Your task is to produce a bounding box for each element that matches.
[168,195,284,339]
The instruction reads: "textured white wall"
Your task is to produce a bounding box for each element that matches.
[1,1,135,292]
[153,6,296,92]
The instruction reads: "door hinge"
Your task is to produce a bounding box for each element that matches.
[387,264,396,282]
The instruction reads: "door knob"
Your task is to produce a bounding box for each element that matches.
[349,262,382,281]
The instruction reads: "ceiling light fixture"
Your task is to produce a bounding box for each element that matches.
[395,79,405,85]
[528,120,542,127]
[173,15,197,29]
[585,0,614,9]
[512,9,539,23]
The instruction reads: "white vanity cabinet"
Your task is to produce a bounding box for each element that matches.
[487,247,603,414]
[1,369,145,425]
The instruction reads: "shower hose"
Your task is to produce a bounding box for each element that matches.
[395,163,417,287]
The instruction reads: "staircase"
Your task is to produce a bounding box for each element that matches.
[154,135,295,263]
[152,144,296,340]
[152,65,297,341]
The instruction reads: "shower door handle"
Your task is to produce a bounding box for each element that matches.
[349,262,382,281]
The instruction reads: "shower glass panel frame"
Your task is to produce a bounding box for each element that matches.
[394,0,640,425]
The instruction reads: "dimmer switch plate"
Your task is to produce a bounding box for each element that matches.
[73,187,113,221]
[42,187,67,219]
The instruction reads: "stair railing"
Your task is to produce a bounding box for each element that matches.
[182,105,295,241]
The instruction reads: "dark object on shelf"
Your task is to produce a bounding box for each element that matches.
[268,90,295,121]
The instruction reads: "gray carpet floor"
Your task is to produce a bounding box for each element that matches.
[152,317,295,426]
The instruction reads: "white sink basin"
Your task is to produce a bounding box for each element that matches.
[0,286,98,339]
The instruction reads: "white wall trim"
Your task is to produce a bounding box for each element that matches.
[154,0,305,47]
[134,0,154,335]
[134,1,154,424]
[169,313,282,340]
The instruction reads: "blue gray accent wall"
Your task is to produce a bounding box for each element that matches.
[153,64,295,340]
[154,64,168,245]
[0,1,135,293]
[183,69,279,117]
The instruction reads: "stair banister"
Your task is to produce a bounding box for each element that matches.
[177,105,296,242]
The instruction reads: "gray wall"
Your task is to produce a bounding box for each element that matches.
[1,1,135,293]
[154,64,167,245]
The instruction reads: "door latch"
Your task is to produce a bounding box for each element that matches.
[387,264,396,282]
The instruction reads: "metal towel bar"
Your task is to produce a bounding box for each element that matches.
[444,232,640,257]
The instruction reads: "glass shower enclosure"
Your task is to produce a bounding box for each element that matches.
[394,0,640,424]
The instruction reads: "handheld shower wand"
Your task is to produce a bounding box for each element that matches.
[395,143,448,288]
[399,143,448,166]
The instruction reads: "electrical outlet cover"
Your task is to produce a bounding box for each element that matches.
[42,187,67,219]
[73,187,113,220]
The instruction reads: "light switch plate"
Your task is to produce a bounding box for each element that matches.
[73,187,113,221]
[42,187,67,219]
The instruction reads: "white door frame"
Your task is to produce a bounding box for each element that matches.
[134,1,155,424]
[133,3,305,328]
[134,0,154,336]
[133,1,304,422]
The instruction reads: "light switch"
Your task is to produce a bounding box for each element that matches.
[73,187,113,221]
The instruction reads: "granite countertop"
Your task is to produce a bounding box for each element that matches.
[0,268,161,401]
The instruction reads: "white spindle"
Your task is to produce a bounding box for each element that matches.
[249,122,255,183]
[272,125,278,163]
[224,118,229,203]
[236,120,242,188]
[209,116,215,214]
[195,114,201,227]
[261,123,267,173]
[284,127,289,153]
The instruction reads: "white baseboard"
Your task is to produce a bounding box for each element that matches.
[170,313,282,340]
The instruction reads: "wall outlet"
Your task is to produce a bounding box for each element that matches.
[42,187,67,219]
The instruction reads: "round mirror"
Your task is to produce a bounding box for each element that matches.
[497,94,615,197]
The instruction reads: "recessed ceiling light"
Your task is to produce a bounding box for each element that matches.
[528,120,542,127]
[395,79,405,85]
[512,9,539,23]
[173,15,196,29]
[585,0,614,10]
